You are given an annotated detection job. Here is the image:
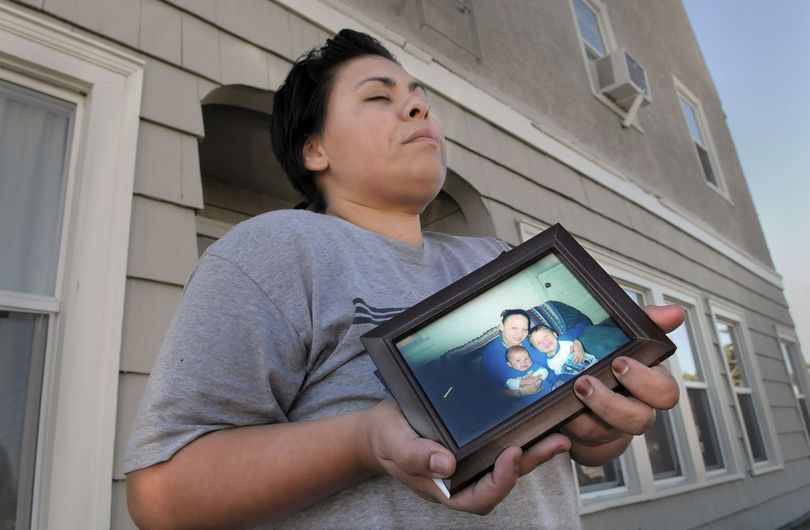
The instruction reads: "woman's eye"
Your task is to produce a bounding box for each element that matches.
[366,95,391,102]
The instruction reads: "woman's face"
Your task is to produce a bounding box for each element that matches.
[304,55,446,213]
[500,315,530,347]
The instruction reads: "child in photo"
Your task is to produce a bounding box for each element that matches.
[504,345,549,393]
[528,322,596,381]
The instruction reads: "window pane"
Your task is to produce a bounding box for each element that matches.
[622,288,643,306]
[668,313,702,382]
[575,460,624,493]
[696,144,717,186]
[573,0,606,56]
[738,393,767,462]
[687,388,724,470]
[716,320,749,388]
[679,96,704,145]
[798,397,810,439]
[644,409,682,480]
[780,341,801,398]
[0,80,74,296]
[0,311,47,528]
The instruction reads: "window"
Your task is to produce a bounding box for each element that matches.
[576,459,625,493]
[708,304,783,472]
[569,0,644,127]
[0,3,143,525]
[623,288,685,483]
[674,78,728,198]
[571,254,747,512]
[0,78,75,528]
[667,306,724,471]
[779,339,810,440]
[573,0,607,59]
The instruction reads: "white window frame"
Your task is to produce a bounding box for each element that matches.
[567,0,644,130]
[0,4,143,529]
[709,302,783,475]
[775,326,810,447]
[672,76,731,203]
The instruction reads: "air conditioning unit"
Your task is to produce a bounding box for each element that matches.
[594,48,651,109]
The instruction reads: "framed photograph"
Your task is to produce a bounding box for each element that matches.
[361,224,675,495]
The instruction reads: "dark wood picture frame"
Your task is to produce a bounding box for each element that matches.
[361,224,675,495]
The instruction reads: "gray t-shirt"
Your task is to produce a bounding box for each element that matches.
[124,210,580,529]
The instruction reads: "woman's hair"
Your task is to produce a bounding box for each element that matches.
[270,29,397,211]
[500,309,530,324]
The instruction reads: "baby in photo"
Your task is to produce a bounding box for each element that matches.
[503,345,549,391]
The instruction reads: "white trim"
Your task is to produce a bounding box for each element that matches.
[0,4,144,528]
[0,291,59,314]
[517,220,549,242]
[275,0,781,288]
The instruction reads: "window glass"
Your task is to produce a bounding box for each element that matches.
[576,460,624,493]
[0,311,47,529]
[679,96,704,145]
[696,145,717,186]
[780,341,801,397]
[686,388,723,470]
[715,321,749,388]
[798,398,810,439]
[573,0,606,56]
[622,288,644,306]
[644,409,682,480]
[0,80,74,296]
[668,316,702,382]
[738,393,767,462]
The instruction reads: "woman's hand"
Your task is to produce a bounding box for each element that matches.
[364,399,569,514]
[563,304,684,465]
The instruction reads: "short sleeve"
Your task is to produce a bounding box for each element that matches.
[123,254,308,473]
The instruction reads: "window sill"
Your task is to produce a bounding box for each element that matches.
[579,470,746,514]
[705,179,735,206]
[750,462,784,477]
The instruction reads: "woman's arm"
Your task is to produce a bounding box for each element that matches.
[127,399,571,529]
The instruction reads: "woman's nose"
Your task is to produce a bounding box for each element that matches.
[404,95,429,120]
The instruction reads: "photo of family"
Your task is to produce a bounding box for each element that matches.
[395,252,631,447]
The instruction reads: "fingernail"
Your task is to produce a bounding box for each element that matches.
[614,357,630,375]
[429,453,451,475]
[575,378,593,398]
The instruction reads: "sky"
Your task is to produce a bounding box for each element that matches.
[682,1,810,364]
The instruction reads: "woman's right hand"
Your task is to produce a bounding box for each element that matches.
[363,399,569,514]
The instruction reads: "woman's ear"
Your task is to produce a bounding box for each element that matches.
[303,135,328,172]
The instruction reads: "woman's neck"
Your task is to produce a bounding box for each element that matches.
[325,200,423,245]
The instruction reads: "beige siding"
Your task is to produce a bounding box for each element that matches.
[139,0,182,63]
[180,11,221,80]
[134,121,204,209]
[113,373,149,480]
[141,59,205,136]
[121,278,184,374]
[127,196,199,285]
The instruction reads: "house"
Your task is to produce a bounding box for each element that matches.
[0,0,807,528]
